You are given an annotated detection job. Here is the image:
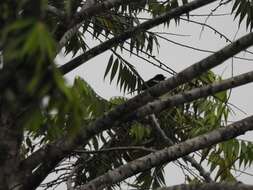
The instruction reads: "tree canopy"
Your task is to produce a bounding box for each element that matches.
[1,0,253,190]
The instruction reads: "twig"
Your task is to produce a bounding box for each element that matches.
[149,114,213,182]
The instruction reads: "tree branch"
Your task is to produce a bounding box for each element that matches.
[59,0,140,48]
[72,0,138,26]
[59,0,217,74]
[78,115,253,190]
[21,31,253,180]
[74,146,156,154]
[133,70,253,119]
[155,183,253,190]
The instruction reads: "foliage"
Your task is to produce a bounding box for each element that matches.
[232,0,253,29]
[0,0,253,190]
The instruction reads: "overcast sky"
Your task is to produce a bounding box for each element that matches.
[52,1,253,188]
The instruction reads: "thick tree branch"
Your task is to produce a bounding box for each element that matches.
[59,0,217,74]
[133,70,253,119]
[78,115,253,190]
[21,31,253,182]
[155,183,253,190]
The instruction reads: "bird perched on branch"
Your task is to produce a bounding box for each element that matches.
[128,74,166,94]
[141,74,166,90]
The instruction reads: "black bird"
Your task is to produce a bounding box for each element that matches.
[141,74,166,90]
[128,74,166,94]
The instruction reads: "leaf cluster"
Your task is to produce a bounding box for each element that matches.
[232,0,253,29]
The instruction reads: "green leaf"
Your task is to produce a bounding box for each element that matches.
[130,122,151,142]
[73,77,108,117]
[215,90,227,102]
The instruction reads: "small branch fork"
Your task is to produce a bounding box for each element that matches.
[149,114,213,183]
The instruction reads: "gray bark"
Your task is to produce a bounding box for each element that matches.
[134,70,253,118]
[78,115,253,190]
[156,183,253,190]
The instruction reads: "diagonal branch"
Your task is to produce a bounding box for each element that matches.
[78,115,253,190]
[133,70,253,119]
[59,0,217,74]
[155,183,253,190]
[75,146,156,154]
